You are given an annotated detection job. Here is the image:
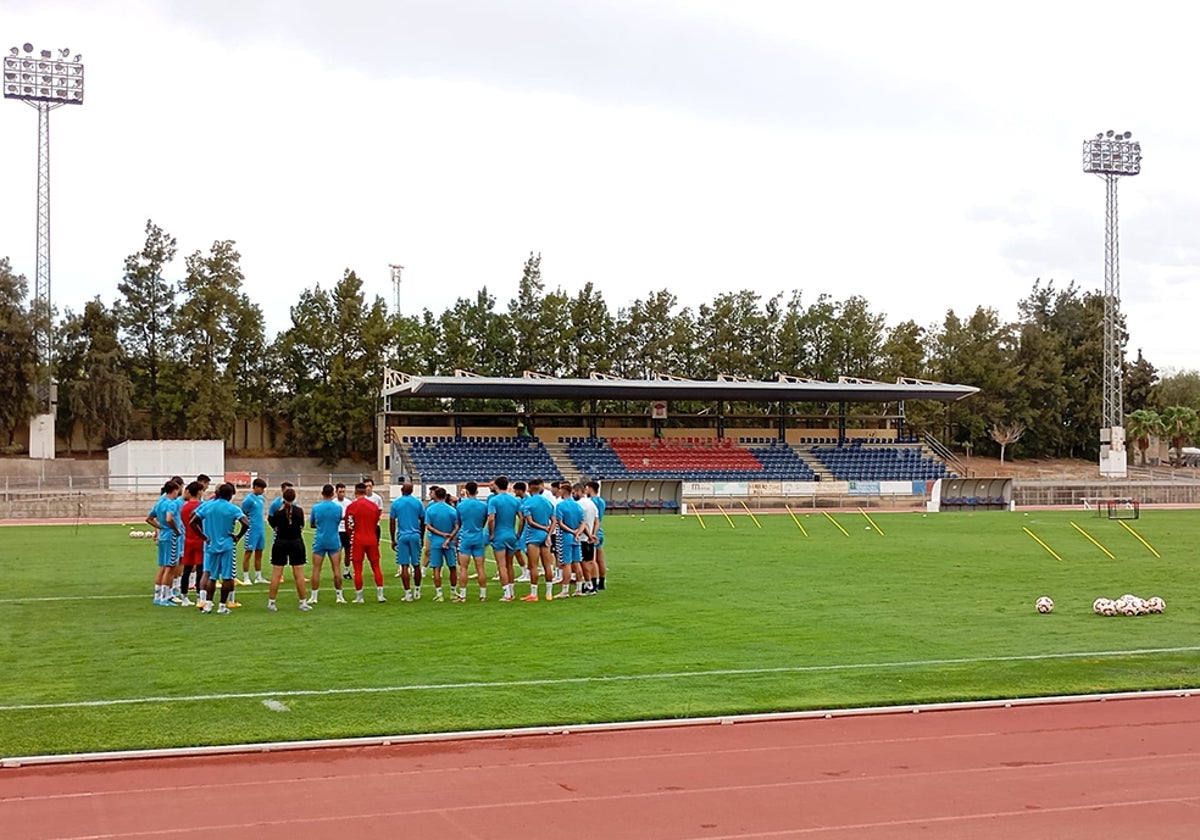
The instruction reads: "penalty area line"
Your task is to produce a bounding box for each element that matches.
[2,645,1199,712]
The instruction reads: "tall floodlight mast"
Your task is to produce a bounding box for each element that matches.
[389,263,404,316]
[3,43,85,459]
[1083,129,1140,478]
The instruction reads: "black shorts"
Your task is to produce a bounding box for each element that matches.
[339,531,351,553]
[581,542,595,562]
[271,540,307,566]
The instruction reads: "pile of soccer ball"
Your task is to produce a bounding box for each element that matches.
[128,529,156,539]
[1092,594,1165,617]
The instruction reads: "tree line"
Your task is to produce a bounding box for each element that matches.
[1,220,1196,465]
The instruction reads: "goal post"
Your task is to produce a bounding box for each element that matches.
[1106,498,1140,520]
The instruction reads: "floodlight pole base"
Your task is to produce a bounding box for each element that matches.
[28,412,56,460]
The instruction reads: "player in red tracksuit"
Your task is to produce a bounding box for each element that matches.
[345,482,386,604]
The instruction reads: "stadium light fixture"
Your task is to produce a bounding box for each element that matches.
[1083,128,1141,478]
[5,42,85,458]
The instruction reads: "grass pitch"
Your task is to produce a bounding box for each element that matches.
[1,508,1198,757]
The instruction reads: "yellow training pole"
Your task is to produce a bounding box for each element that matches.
[785,504,808,536]
[715,504,737,529]
[738,500,763,529]
[1119,520,1161,558]
[857,507,885,536]
[695,511,708,530]
[822,510,850,537]
[1023,526,1063,562]
[1070,521,1115,559]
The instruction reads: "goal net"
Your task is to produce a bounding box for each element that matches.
[1105,498,1140,520]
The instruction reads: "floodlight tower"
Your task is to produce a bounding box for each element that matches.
[389,263,404,316]
[1083,129,1140,478]
[3,43,85,459]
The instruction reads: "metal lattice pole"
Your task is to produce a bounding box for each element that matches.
[4,44,85,417]
[1102,173,1121,430]
[1082,129,1140,477]
[32,101,56,408]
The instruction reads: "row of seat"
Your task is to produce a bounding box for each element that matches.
[406,438,564,484]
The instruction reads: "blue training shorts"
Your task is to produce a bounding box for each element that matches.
[395,533,422,566]
[490,533,518,554]
[204,548,234,580]
[559,540,582,566]
[524,529,549,547]
[157,539,177,568]
[244,530,266,552]
[458,536,486,558]
[428,540,457,568]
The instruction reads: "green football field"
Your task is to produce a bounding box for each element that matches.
[1,507,1198,758]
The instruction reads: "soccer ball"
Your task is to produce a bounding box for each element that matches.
[129,530,137,539]
[1036,596,1054,614]
[1147,596,1165,613]
[1093,597,1115,616]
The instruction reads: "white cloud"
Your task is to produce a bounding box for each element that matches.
[1,0,1198,373]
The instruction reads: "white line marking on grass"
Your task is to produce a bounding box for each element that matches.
[261,699,289,713]
[1,645,1198,712]
[0,594,147,604]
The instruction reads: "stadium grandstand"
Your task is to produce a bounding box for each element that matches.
[378,372,977,494]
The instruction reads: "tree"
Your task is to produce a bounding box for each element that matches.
[507,252,558,375]
[1152,370,1200,411]
[928,307,1017,456]
[0,258,38,446]
[173,240,248,439]
[278,270,392,463]
[115,220,178,438]
[1124,349,1158,413]
[1158,405,1198,467]
[56,298,133,453]
[1125,408,1164,466]
[988,420,1026,464]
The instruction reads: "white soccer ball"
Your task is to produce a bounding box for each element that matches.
[133,530,144,538]
[1147,596,1165,613]
[1036,596,1054,614]
[1093,597,1116,616]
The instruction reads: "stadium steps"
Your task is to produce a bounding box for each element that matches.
[541,440,582,483]
[796,448,836,482]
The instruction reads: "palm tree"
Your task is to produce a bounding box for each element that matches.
[1158,405,1198,467]
[1126,408,1165,466]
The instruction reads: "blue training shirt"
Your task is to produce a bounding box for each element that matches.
[390,494,425,537]
[242,493,265,534]
[487,492,522,537]
[310,499,344,552]
[457,497,488,538]
[194,499,247,555]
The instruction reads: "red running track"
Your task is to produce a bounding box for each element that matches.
[3,695,1200,839]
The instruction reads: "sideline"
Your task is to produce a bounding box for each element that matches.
[3,687,1196,768]
[1,645,1197,712]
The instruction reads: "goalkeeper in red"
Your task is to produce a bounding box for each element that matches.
[346,481,386,603]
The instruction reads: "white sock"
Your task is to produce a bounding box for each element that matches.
[310,589,318,602]
[356,589,363,598]
[268,598,276,607]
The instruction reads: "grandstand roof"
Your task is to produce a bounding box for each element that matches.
[381,371,979,403]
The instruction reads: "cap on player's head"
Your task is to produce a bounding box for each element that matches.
[253,477,267,490]
[321,483,335,498]
[217,483,236,500]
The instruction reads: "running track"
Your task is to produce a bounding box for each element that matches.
[3,695,1200,839]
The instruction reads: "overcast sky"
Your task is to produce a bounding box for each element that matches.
[2,0,1198,372]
